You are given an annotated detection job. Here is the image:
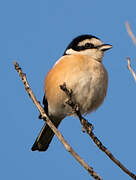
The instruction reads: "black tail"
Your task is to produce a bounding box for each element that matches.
[31,119,61,152]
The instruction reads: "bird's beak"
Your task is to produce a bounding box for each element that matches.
[98,44,112,51]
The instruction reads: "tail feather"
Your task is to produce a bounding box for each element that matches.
[31,119,61,152]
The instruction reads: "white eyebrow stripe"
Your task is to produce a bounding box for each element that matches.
[78,38,103,47]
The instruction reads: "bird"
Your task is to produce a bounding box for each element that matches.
[31,34,112,151]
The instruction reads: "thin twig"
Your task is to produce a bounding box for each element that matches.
[60,83,136,180]
[127,57,136,82]
[125,21,136,45]
[14,61,102,180]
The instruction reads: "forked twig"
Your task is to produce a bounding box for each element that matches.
[60,83,136,180]
[14,61,102,180]
[127,57,136,82]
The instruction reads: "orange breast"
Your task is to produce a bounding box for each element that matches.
[45,55,87,107]
[44,54,108,116]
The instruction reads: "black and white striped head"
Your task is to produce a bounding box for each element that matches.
[64,34,112,62]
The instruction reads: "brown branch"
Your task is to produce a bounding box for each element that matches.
[60,83,136,180]
[127,57,136,82]
[14,61,102,180]
[125,21,136,45]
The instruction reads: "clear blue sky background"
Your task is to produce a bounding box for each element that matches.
[1,0,136,179]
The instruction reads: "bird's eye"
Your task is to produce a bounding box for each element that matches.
[85,43,94,48]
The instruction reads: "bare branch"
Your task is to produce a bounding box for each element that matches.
[125,22,136,83]
[60,83,136,180]
[125,21,136,45]
[14,61,102,180]
[127,57,136,82]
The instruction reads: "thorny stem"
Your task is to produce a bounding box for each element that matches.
[60,82,136,180]
[14,61,103,180]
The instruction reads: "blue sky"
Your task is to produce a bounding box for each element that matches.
[1,0,136,179]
